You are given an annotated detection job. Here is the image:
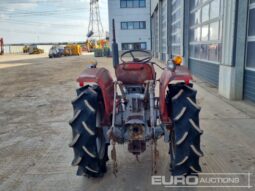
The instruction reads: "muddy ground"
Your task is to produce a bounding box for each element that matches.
[0,54,254,191]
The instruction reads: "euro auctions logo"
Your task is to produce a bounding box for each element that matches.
[152,173,253,188]
[152,175,199,186]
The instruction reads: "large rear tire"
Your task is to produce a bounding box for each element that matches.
[166,83,203,176]
[69,85,109,177]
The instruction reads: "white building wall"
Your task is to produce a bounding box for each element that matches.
[3,45,53,54]
[3,46,24,54]
[108,0,151,50]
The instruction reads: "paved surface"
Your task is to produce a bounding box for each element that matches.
[0,54,254,191]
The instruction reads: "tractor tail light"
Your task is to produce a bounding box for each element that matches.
[172,56,183,65]
[79,81,84,87]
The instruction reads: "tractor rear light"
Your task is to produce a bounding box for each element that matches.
[79,81,84,87]
[172,56,183,65]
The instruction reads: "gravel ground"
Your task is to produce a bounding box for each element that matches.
[0,54,254,191]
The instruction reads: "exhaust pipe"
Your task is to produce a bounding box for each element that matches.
[112,19,119,68]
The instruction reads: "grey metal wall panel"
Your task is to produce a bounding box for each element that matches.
[244,70,255,102]
[155,9,159,57]
[161,0,167,54]
[151,14,156,55]
[189,59,219,87]
[161,53,167,61]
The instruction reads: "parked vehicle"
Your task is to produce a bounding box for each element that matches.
[49,46,64,58]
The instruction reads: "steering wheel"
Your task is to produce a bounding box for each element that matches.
[121,50,152,64]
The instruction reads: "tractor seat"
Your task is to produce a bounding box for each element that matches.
[115,62,156,85]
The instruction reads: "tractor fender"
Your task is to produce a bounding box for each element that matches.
[77,67,114,125]
[159,65,193,124]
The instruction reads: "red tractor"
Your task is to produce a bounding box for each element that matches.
[69,20,203,177]
[0,38,4,55]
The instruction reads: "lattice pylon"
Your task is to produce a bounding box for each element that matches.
[87,0,104,39]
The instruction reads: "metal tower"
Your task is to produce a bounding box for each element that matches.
[87,0,104,39]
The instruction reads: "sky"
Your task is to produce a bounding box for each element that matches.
[0,0,109,44]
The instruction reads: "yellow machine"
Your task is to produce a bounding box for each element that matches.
[23,45,29,53]
[64,44,82,56]
[85,39,109,52]
[28,45,44,54]
[96,39,109,49]
[85,40,95,52]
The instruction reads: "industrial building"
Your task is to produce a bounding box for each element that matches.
[151,0,255,103]
[108,0,151,51]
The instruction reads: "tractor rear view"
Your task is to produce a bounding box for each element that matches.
[68,20,203,177]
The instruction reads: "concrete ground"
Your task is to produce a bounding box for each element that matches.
[0,54,254,191]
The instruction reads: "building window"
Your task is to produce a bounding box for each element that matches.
[121,21,146,30]
[171,0,184,56]
[122,42,147,50]
[246,0,255,69]
[120,0,146,8]
[121,22,127,30]
[189,0,223,63]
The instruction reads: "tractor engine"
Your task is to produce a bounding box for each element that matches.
[113,85,155,155]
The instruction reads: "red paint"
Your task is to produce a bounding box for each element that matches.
[115,63,156,84]
[0,38,4,55]
[79,81,84,87]
[76,63,192,126]
[77,68,114,125]
[159,65,193,124]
